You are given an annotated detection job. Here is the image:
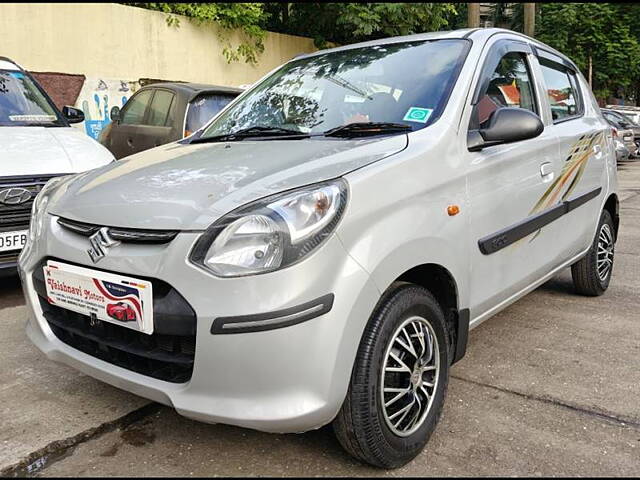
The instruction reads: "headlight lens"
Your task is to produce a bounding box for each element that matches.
[190,179,348,277]
[28,176,70,242]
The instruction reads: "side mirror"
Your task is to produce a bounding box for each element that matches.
[62,105,85,124]
[110,106,121,122]
[468,107,544,151]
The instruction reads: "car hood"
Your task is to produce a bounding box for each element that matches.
[49,136,408,230]
[0,126,114,177]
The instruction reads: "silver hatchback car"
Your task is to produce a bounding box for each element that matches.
[19,28,618,468]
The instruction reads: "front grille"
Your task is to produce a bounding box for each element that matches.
[0,175,58,233]
[0,252,19,266]
[33,259,197,383]
[57,217,178,244]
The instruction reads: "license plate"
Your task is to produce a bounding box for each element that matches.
[43,260,154,334]
[0,229,28,253]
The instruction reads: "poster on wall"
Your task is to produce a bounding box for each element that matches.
[74,78,140,140]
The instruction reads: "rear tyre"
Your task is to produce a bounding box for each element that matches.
[571,210,615,296]
[333,282,450,469]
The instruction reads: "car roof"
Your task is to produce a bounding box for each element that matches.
[140,82,243,97]
[293,27,578,72]
[0,56,22,71]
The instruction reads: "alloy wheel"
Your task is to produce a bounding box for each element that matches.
[380,316,440,437]
[597,223,614,282]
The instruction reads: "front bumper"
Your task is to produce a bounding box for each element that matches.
[19,214,380,433]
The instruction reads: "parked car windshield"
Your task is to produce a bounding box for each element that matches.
[0,69,63,127]
[185,93,237,134]
[200,39,469,139]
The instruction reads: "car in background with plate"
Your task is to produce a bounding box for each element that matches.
[0,56,114,276]
[99,82,243,159]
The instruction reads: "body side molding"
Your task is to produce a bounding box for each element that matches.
[478,187,602,255]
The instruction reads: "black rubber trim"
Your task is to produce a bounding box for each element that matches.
[478,187,602,255]
[452,308,470,364]
[531,44,579,73]
[57,217,178,244]
[211,293,334,334]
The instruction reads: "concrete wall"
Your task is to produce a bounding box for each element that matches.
[0,2,317,87]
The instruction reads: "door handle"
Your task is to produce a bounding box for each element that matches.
[540,162,554,180]
[593,144,602,158]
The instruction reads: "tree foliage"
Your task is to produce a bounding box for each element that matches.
[536,3,640,101]
[263,3,458,48]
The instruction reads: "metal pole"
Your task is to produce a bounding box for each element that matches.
[524,3,535,37]
[468,3,480,28]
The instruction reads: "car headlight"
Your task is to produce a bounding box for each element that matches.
[190,179,348,277]
[28,176,71,242]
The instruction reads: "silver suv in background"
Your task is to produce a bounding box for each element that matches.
[19,29,618,468]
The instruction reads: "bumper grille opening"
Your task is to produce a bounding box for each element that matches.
[40,299,195,383]
[33,258,197,384]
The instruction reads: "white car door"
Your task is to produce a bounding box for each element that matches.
[533,48,609,261]
[462,38,565,322]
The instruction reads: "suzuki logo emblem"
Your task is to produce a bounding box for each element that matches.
[0,187,31,205]
[87,227,120,263]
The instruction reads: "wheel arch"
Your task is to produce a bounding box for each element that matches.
[388,263,469,364]
[603,193,619,239]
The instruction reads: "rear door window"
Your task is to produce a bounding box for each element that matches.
[120,90,153,125]
[539,59,583,123]
[146,89,175,126]
[185,93,236,135]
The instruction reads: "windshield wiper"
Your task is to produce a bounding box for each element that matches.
[323,122,412,138]
[190,126,310,144]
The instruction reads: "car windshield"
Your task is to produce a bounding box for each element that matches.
[185,93,237,134]
[200,39,469,140]
[0,69,63,127]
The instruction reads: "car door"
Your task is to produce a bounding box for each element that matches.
[134,88,177,151]
[534,48,608,259]
[463,38,564,320]
[108,89,154,159]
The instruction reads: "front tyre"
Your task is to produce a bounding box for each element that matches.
[333,283,450,468]
[571,209,616,296]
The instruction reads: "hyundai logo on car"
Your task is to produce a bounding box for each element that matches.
[0,187,31,205]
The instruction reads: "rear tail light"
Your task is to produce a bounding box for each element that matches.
[612,127,618,137]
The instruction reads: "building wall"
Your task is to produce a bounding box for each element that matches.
[1,3,317,85]
[0,2,318,139]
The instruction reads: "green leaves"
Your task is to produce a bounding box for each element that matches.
[536,3,640,101]
[262,2,458,48]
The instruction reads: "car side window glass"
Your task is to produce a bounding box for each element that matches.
[473,52,537,129]
[539,59,582,123]
[146,90,175,127]
[120,90,153,125]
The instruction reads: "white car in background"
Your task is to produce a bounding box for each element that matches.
[0,57,114,276]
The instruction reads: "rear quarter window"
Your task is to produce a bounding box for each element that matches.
[185,93,237,135]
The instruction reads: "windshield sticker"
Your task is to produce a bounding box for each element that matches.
[8,114,57,122]
[403,107,433,124]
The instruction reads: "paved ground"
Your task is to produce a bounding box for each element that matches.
[1,160,639,477]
